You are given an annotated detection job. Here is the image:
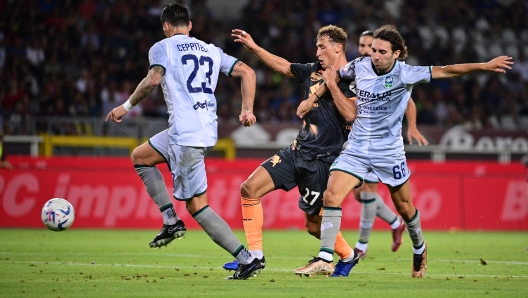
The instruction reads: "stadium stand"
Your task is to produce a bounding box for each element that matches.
[0,0,527,135]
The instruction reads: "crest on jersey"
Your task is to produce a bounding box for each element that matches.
[310,71,323,81]
[384,76,393,89]
[349,81,356,94]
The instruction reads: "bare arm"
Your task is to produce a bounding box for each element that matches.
[431,56,513,79]
[105,66,164,122]
[405,98,428,146]
[323,66,356,122]
[296,84,324,119]
[231,29,295,78]
[230,61,257,127]
[405,98,418,130]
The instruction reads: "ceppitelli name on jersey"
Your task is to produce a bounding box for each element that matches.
[176,43,209,52]
[356,89,392,102]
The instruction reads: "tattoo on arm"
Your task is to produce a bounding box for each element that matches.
[151,65,165,76]
[236,61,244,66]
[128,66,163,106]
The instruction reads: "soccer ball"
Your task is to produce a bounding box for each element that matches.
[41,198,75,231]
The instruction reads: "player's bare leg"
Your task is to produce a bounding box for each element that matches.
[387,180,427,278]
[295,171,360,277]
[132,142,185,248]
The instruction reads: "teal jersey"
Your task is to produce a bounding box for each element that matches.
[339,57,431,154]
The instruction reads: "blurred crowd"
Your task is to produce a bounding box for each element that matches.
[1,0,528,135]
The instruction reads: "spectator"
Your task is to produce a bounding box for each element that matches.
[0,0,525,134]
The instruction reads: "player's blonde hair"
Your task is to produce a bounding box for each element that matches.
[316,25,347,51]
[373,25,408,60]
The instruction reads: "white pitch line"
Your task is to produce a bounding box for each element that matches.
[1,260,527,279]
[1,251,527,265]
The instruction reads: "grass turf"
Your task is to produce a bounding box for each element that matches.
[1,229,527,297]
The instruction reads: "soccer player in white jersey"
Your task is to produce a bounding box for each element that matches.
[106,3,262,280]
[295,24,513,278]
[352,30,428,260]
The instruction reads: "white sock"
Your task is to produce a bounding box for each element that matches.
[355,242,368,252]
[342,248,355,262]
[317,251,333,262]
[250,250,264,259]
[235,247,255,265]
[390,217,401,230]
[413,243,425,255]
[162,206,179,225]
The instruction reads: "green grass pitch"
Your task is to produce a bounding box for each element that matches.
[1,229,527,297]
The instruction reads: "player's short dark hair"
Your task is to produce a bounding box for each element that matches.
[160,2,190,28]
[373,25,408,60]
[360,30,374,37]
[316,25,347,51]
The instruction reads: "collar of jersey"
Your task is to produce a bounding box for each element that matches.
[371,60,398,77]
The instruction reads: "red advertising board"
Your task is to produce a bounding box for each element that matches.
[0,157,526,230]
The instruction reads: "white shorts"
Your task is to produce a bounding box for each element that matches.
[149,130,211,200]
[331,145,411,187]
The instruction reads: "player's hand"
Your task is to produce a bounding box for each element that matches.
[322,66,339,87]
[105,105,128,123]
[485,56,513,73]
[231,29,257,51]
[296,99,314,119]
[239,111,256,127]
[407,126,429,146]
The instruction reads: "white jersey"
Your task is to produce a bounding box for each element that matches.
[149,34,238,147]
[339,57,431,154]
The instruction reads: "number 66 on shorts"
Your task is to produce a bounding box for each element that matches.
[330,149,411,188]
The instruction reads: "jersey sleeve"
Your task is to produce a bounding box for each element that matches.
[339,57,363,79]
[339,79,356,97]
[148,42,168,74]
[215,47,238,77]
[400,64,432,85]
[290,63,316,83]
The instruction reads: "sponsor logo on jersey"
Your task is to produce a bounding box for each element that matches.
[384,76,394,89]
[193,100,215,110]
[270,155,282,167]
[356,89,392,102]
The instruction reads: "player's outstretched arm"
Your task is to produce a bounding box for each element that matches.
[431,56,513,79]
[231,61,257,127]
[231,29,295,78]
[323,66,356,122]
[105,66,164,122]
[405,98,428,146]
